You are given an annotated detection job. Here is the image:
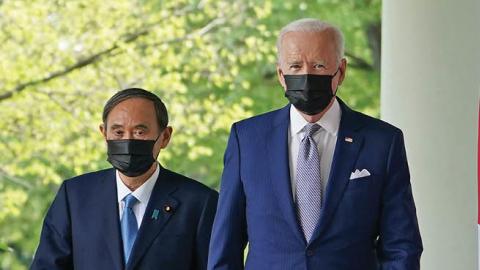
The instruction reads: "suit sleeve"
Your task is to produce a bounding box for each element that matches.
[195,190,219,270]
[377,130,423,270]
[30,182,73,270]
[208,123,248,270]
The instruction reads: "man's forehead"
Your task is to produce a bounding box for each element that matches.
[107,98,156,121]
[282,29,335,41]
[110,98,154,113]
[281,42,328,61]
[114,97,153,107]
[283,31,333,44]
[280,31,336,57]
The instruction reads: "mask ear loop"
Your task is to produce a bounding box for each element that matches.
[331,68,340,78]
[331,67,342,97]
[153,133,161,142]
[150,132,163,163]
[154,126,168,142]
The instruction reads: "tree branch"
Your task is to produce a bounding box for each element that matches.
[142,16,227,48]
[0,29,148,102]
[0,2,202,103]
[0,167,33,190]
[345,51,374,71]
[0,12,228,103]
[0,242,14,253]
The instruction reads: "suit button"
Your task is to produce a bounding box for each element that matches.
[306,250,314,256]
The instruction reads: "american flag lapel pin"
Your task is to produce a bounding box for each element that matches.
[345,137,353,143]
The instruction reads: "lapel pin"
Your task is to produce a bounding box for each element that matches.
[151,209,160,220]
[164,205,172,213]
[345,137,353,143]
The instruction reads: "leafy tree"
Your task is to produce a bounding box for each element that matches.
[0,0,380,268]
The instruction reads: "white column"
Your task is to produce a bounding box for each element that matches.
[381,0,480,269]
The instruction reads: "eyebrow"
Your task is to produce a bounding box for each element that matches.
[110,124,123,130]
[108,123,150,130]
[285,60,327,65]
[286,60,302,65]
[134,124,149,130]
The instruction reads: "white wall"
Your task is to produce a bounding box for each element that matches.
[381,0,480,269]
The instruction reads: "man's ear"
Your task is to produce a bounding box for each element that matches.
[159,126,173,149]
[337,58,347,86]
[276,64,286,89]
[99,123,107,139]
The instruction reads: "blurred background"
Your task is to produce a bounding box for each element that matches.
[0,0,380,268]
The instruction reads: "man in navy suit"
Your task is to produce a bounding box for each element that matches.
[208,18,422,270]
[31,88,218,270]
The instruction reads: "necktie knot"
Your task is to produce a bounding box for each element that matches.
[303,123,320,138]
[123,194,138,209]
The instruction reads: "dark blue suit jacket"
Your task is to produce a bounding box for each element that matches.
[208,99,422,270]
[31,166,218,270]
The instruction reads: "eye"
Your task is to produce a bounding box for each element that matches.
[289,64,301,70]
[313,63,325,69]
[113,130,124,137]
[134,129,147,137]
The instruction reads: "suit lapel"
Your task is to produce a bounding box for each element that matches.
[126,167,179,270]
[267,105,306,244]
[310,98,365,242]
[98,169,124,270]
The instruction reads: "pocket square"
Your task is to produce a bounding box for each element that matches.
[349,169,371,180]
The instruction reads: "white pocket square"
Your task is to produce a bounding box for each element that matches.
[349,169,371,180]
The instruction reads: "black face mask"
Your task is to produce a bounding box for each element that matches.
[283,70,339,115]
[106,137,158,177]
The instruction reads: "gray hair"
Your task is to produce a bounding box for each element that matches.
[276,18,345,64]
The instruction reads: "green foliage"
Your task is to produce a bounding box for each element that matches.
[0,0,380,268]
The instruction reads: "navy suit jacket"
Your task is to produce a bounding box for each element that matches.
[31,166,218,270]
[208,99,422,270]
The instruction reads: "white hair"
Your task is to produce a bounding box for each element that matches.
[276,18,345,64]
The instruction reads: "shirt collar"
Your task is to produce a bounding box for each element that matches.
[290,98,341,137]
[116,163,160,204]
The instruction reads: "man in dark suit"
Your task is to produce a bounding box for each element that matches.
[208,18,423,270]
[31,88,218,270]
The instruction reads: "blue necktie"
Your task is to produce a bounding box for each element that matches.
[121,194,138,264]
[296,123,322,242]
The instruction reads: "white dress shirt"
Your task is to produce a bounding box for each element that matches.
[116,163,160,228]
[288,99,341,201]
